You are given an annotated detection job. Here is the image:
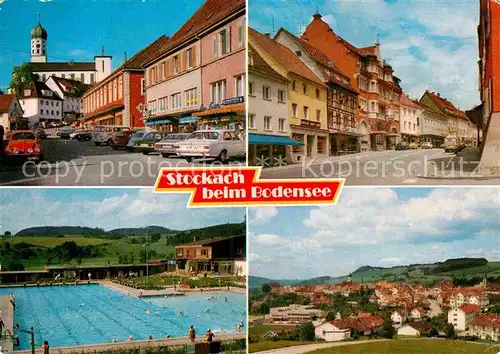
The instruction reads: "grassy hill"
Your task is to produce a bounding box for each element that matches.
[250,258,500,288]
[15,225,178,238]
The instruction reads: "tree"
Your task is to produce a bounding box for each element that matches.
[326,312,336,321]
[380,315,395,339]
[9,63,39,95]
[262,283,272,294]
[3,231,11,237]
[150,233,161,242]
[444,323,455,339]
[298,323,315,341]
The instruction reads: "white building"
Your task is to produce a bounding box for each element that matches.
[19,81,63,127]
[469,314,500,341]
[269,305,323,324]
[27,15,111,85]
[45,76,90,122]
[397,323,431,337]
[248,44,295,166]
[391,310,408,326]
[314,321,350,342]
[0,94,24,133]
[409,307,424,321]
[400,93,422,144]
[447,304,481,331]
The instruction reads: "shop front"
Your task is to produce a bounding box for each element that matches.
[81,104,124,129]
[329,126,362,155]
[178,116,198,133]
[193,96,245,132]
[248,133,304,167]
[289,119,329,163]
[144,118,178,133]
[371,131,387,151]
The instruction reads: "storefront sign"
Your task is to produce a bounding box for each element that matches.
[301,119,321,129]
[221,96,244,106]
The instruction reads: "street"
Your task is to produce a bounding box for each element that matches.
[0,138,244,186]
[259,148,500,185]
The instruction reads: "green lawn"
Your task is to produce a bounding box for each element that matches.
[305,339,500,354]
[125,275,243,290]
[249,324,298,337]
[8,236,111,247]
[249,341,314,353]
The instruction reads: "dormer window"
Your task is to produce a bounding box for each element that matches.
[24,89,31,96]
[295,50,302,57]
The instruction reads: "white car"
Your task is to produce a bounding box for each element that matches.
[175,129,245,163]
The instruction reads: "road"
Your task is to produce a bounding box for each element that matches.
[259,148,500,185]
[254,339,387,354]
[0,138,243,186]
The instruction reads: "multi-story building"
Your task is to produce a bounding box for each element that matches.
[27,15,111,85]
[249,28,329,163]
[469,313,500,340]
[18,81,63,127]
[275,27,359,155]
[248,44,299,166]
[447,304,481,331]
[302,12,402,151]
[478,0,500,172]
[45,76,90,124]
[269,304,323,324]
[175,235,246,276]
[449,287,489,308]
[400,93,422,144]
[0,94,24,132]
[82,35,169,128]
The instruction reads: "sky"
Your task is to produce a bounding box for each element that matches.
[0,188,245,234]
[249,0,481,110]
[249,187,500,280]
[0,0,205,91]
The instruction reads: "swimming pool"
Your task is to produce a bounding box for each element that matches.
[0,285,245,350]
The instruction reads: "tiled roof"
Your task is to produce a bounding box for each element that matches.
[424,91,468,120]
[249,43,287,82]
[19,81,63,101]
[49,76,91,98]
[458,304,481,313]
[249,28,324,86]
[470,314,500,328]
[176,234,244,247]
[0,94,16,113]
[331,317,373,332]
[152,0,245,62]
[406,322,432,332]
[358,45,377,56]
[31,62,96,72]
[400,92,422,109]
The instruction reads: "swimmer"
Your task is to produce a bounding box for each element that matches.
[148,335,153,340]
[224,297,228,302]
[145,310,151,315]
[205,308,210,313]
[66,303,70,308]
[180,311,184,316]
[239,320,244,328]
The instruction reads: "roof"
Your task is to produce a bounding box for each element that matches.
[48,76,91,98]
[331,317,373,332]
[0,94,16,113]
[249,28,324,86]
[423,91,468,120]
[18,81,63,101]
[249,43,288,82]
[150,0,245,64]
[358,45,377,56]
[176,234,244,247]
[31,62,96,72]
[31,23,47,40]
[470,314,500,328]
[405,322,432,332]
[400,92,422,109]
[458,304,481,313]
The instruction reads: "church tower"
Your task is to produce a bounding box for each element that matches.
[30,13,48,63]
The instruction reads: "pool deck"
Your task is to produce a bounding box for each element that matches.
[0,296,14,352]
[14,332,246,354]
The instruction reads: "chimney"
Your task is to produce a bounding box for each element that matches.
[124,52,127,63]
[264,32,270,38]
[437,93,440,97]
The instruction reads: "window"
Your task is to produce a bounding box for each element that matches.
[263,85,271,100]
[292,80,297,91]
[70,73,75,80]
[61,74,66,79]
[316,109,321,122]
[173,56,179,74]
[159,97,168,111]
[264,116,271,130]
[213,27,230,58]
[90,73,95,84]
[185,88,198,107]
[159,63,164,79]
[113,80,117,101]
[40,109,43,115]
[316,88,320,99]
[51,110,54,115]
[302,84,307,94]
[140,78,145,96]
[171,92,182,109]
[359,77,367,91]
[303,106,309,119]
[24,89,31,96]
[235,75,245,97]
[248,114,256,129]
[238,20,245,47]
[278,90,285,103]
[359,98,367,111]
[292,103,298,117]
[187,48,194,68]
[249,82,255,96]
[278,118,286,132]
[210,80,226,104]
[220,29,228,55]
[118,77,123,99]
[81,73,85,82]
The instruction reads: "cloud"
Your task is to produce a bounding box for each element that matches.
[253,233,287,246]
[249,206,278,224]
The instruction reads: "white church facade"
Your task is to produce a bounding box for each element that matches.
[28,15,112,85]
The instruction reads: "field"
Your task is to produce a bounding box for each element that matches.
[4,235,175,269]
[249,341,314,353]
[305,339,500,354]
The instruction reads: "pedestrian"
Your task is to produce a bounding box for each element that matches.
[205,329,215,343]
[41,340,49,354]
[0,125,5,158]
[189,325,196,343]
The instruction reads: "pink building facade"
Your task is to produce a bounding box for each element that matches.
[194,9,246,131]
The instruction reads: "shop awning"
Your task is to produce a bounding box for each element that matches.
[249,133,304,146]
[179,116,198,124]
[145,119,173,126]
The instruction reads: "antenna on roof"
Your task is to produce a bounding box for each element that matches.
[272,14,275,38]
[124,52,127,63]
[37,12,40,24]
[101,46,105,56]
[375,34,380,46]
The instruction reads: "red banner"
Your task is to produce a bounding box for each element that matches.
[154,167,343,207]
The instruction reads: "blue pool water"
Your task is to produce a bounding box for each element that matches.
[0,285,245,349]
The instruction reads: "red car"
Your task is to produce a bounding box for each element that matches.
[5,130,44,162]
[111,129,135,150]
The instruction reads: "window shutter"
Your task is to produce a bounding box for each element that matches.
[228,26,232,53]
[167,59,171,77]
[182,51,187,72]
[213,35,218,58]
[192,46,197,66]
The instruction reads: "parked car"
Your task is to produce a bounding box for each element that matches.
[395,142,409,151]
[92,125,129,146]
[175,129,246,163]
[444,135,461,153]
[155,133,191,157]
[133,131,166,155]
[5,130,43,162]
[33,128,47,139]
[70,129,92,141]
[126,130,147,151]
[409,142,418,150]
[58,126,76,139]
[421,141,433,149]
[111,129,135,150]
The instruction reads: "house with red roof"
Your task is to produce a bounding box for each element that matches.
[397,322,432,337]
[399,92,423,144]
[0,94,24,132]
[314,320,351,342]
[447,303,481,331]
[45,76,90,124]
[469,313,500,340]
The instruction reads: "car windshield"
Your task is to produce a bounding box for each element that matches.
[12,132,35,140]
[131,132,145,139]
[143,132,161,140]
[188,132,220,140]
